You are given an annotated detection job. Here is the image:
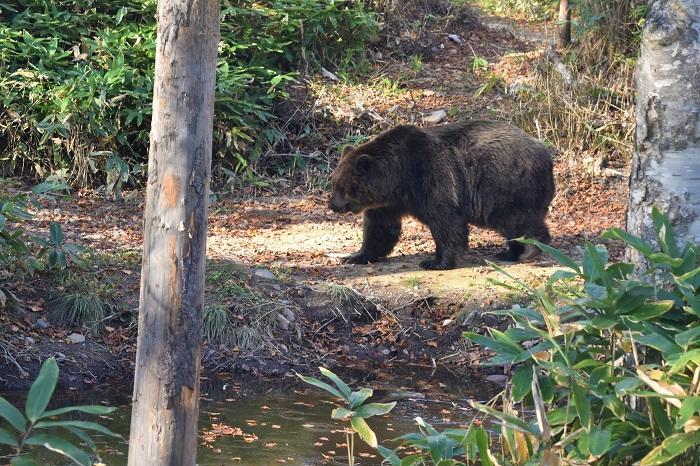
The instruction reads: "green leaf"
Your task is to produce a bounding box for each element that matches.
[652,207,679,258]
[605,262,635,280]
[601,228,653,256]
[26,358,59,421]
[24,433,91,466]
[349,388,373,408]
[331,407,354,420]
[463,331,524,364]
[400,455,423,466]
[572,380,591,429]
[34,420,120,438]
[376,445,401,466]
[64,426,96,450]
[626,300,675,322]
[116,6,128,25]
[350,416,377,448]
[511,365,533,402]
[42,405,116,418]
[675,327,700,350]
[474,427,493,466]
[669,349,700,374]
[31,180,69,196]
[639,431,700,466]
[10,456,40,466]
[295,373,344,399]
[354,402,396,418]
[678,397,700,426]
[636,334,680,356]
[648,253,684,268]
[583,243,610,288]
[49,222,63,246]
[602,395,627,420]
[588,426,612,456]
[0,397,26,432]
[518,238,581,273]
[0,426,18,447]
[319,367,352,398]
[615,377,642,396]
[469,401,538,435]
[648,397,673,437]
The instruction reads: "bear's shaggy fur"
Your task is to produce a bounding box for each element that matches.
[328,119,555,270]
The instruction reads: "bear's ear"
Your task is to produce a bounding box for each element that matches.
[355,153,373,172]
[341,145,354,159]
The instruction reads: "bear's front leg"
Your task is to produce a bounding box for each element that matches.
[342,207,402,265]
[420,217,468,270]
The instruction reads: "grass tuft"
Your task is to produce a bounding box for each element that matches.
[48,291,112,335]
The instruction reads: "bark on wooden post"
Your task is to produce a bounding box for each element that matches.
[127,0,220,464]
[627,0,700,265]
[558,0,571,48]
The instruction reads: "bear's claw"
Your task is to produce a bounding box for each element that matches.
[419,258,455,270]
[341,253,372,265]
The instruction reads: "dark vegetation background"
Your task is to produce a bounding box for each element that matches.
[1,0,645,196]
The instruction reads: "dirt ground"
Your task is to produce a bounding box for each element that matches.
[0,3,630,392]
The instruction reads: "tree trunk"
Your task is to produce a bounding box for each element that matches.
[558,0,571,48]
[127,0,220,465]
[627,0,700,265]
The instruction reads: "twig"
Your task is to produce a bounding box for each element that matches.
[1,341,28,377]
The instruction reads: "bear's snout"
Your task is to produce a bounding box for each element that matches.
[328,194,349,213]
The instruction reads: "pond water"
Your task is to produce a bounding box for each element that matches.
[7,368,499,465]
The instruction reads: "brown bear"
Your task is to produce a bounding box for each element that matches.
[328,119,555,270]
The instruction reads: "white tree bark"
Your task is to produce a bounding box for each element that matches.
[627,0,700,264]
[127,0,220,465]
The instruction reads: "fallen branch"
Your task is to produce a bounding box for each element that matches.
[545,44,575,87]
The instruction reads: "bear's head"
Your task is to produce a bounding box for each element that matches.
[328,145,398,214]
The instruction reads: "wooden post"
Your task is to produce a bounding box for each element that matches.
[127,0,220,464]
[558,0,571,48]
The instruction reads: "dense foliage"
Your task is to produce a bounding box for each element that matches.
[0,0,378,194]
[458,209,700,465]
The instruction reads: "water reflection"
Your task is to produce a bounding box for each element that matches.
[16,367,498,465]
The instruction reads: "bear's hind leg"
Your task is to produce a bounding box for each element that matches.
[342,207,402,265]
[420,216,468,270]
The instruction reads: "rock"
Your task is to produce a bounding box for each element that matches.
[55,352,66,361]
[448,34,463,43]
[66,333,85,344]
[35,318,50,329]
[276,313,291,330]
[320,67,340,82]
[254,268,277,280]
[24,336,35,345]
[485,374,509,385]
[295,287,310,298]
[282,308,296,323]
[423,110,446,124]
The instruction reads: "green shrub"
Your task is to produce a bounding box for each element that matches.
[0,177,77,277]
[459,208,700,465]
[0,358,119,466]
[0,1,378,192]
[298,367,396,466]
